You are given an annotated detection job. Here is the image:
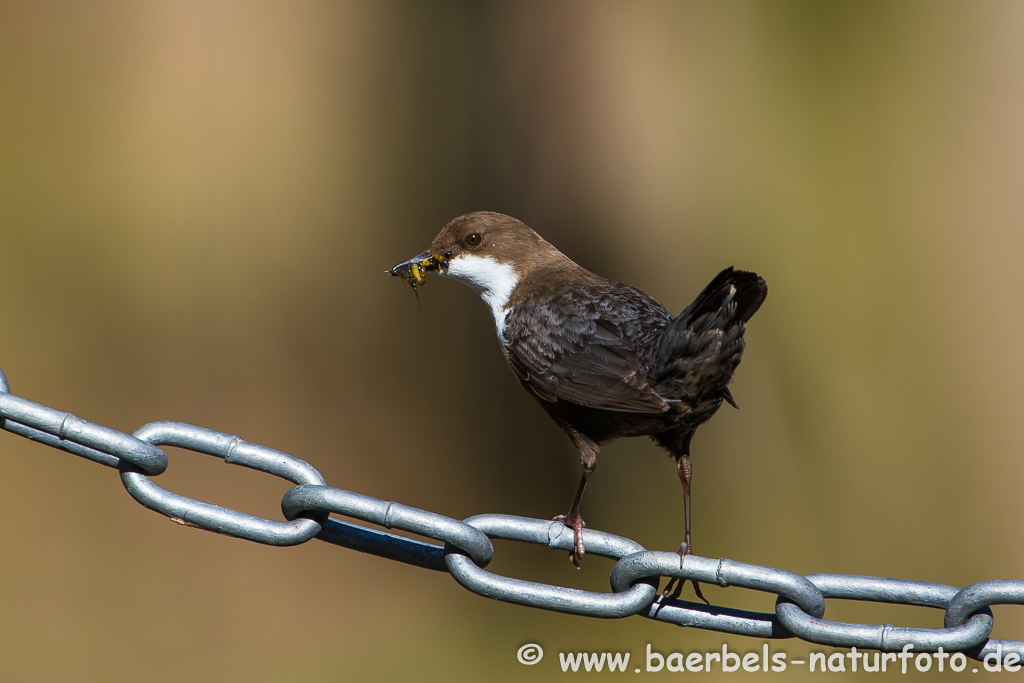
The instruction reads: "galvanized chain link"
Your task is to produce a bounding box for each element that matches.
[1,365,1021,664]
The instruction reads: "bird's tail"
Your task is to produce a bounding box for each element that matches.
[651,267,767,407]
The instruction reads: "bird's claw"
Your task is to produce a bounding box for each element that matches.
[660,541,709,605]
[553,512,586,568]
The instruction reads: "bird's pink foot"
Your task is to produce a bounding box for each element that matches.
[552,512,587,568]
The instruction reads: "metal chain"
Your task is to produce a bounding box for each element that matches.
[1,365,1021,664]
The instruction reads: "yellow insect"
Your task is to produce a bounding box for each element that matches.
[388,252,450,304]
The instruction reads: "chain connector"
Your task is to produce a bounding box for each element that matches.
[121,421,325,546]
[775,574,993,654]
[445,514,658,618]
[0,391,167,474]
[946,580,1024,663]
[281,484,494,567]
[611,551,822,637]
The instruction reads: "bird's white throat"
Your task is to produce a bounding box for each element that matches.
[444,254,519,339]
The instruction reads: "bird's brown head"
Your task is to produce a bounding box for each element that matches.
[389,211,562,294]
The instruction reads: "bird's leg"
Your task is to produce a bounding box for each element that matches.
[679,451,694,556]
[662,451,709,604]
[553,443,596,568]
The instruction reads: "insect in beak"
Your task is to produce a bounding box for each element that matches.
[389,251,448,288]
[388,251,451,306]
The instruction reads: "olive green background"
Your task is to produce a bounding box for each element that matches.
[1,1,1022,680]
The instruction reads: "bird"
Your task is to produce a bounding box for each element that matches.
[390,211,766,599]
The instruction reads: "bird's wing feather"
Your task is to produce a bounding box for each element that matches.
[505,296,670,414]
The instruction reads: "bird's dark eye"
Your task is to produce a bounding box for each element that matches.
[465,233,482,247]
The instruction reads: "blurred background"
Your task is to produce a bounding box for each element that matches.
[1,1,1022,680]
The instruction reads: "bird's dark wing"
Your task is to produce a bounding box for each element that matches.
[504,289,671,414]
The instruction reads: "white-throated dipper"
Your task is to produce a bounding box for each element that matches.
[390,212,766,599]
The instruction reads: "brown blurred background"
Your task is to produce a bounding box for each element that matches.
[1,1,1022,680]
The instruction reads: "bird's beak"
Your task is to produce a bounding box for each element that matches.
[389,249,449,288]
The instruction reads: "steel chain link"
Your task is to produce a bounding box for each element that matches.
[1,365,1022,664]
